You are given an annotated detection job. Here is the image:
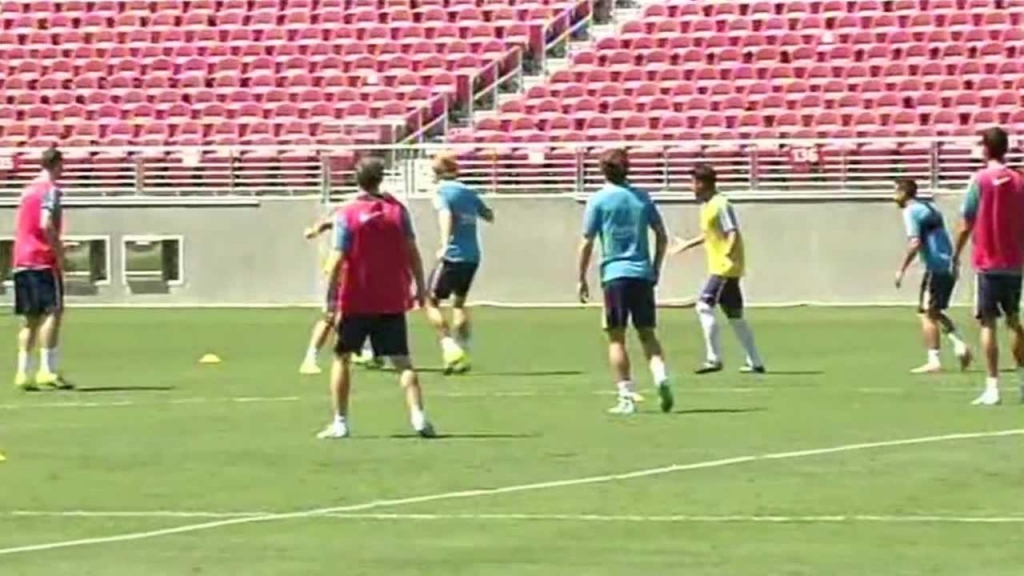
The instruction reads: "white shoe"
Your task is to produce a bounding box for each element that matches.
[607,397,636,415]
[910,362,942,374]
[316,422,350,439]
[971,389,1001,406]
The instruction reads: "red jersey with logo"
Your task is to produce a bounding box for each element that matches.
[334,193,416,315]
[14,172,62,270]
[966,165,1024,271]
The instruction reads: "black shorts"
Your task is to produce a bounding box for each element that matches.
[429,260,479,301]
[13,268,63,317]
[699,275,744,318]
[603,277,656,330]
[336,313,409,357]
[918,271,955,313]
[975,272,1023,320]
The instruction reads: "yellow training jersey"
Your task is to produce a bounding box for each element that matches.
[699,195,744,278]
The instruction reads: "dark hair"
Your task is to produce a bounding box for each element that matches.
[894,177,918,198]
[692,164,717,188]
[981,126,1010,161]
[40,146,63,172]
[355,156,385,192]
[599,148,629,185]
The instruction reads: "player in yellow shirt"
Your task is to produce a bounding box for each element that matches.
[672,165,765,374]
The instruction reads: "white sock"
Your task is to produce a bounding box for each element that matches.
[360,342,374,359]
[40,347,57,373]
[17,349,31,374]
[729,318,763,368]
[441,336,462,356]
[304,346,318,364]
[410,407,427,431]
[927,348,941,365]
[649,357,668,386]
[616,380,634,399]
[333,413,347,427]
[947,332,968,356]
[985,376,1000,394]
[696,303,722,364]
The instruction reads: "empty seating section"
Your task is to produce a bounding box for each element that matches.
[457,0,1024,144]
[0,0,590,151]
[445,0,1024,193]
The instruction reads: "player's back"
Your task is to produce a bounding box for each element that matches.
[905,201,952,271]
[972,165,1024,270]
[587,184,657,281]
[338,194,412,314]
[436,180,484,263]
[14,176,60,270]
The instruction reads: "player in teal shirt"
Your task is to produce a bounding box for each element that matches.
[424,153,494,375]
[893,178,972,374]
[577,149,673,415]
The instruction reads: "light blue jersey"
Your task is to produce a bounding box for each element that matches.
[435,180,489,263]
[902,200,953,272]
[582,184,664,284]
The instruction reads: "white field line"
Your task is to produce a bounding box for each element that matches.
[9,510,1024,524]
[0,385,1005,411]
[0,428,1020,557]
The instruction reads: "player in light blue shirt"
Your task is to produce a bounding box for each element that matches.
[425,152,494,374]
[893,178,972,374]
[577,148,673,415]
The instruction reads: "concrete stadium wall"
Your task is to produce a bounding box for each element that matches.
[0,195,970,307]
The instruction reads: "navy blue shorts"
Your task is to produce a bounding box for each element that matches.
[975,272,1023,320]
[699,275,744,317]
[336,313,409,357]
[918,271,956,313]
[13,269,63,317]
[603,278,656,330]
[429,260,479,301]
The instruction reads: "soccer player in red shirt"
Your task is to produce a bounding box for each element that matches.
[953,127,1024,405]
[13,146,72,391]
[316,157,434,438]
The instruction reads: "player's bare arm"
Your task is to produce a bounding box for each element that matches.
[577,237,595,303]
[952,217,974,274]
[322,250,342,281]
[670,234,704,256]
[895,237,922,288]
[41,208,64,268]
[304,215,334,240]
[407,238,427,308]
[651,221,668,283]
[436,208,454,259]
[478,203,495,223]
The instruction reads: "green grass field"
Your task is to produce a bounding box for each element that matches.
[1,307,1022,575]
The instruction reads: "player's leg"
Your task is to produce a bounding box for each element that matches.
[911,273,943,373]
[723,279,765,373]
[450,263,479,352]
[12,270,40,390]
[694,276,724,374]
[1001,275,1024,403]
[603,280,636,414]
[300,313,334,375]
[15,316,40,390]
[317,315,366,438]
[424,262,466,372]
[632,280,673,413]
[972,274,1002,405]
[35,271,70,389]
[933,272,971,370]
[374,314,435,437]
